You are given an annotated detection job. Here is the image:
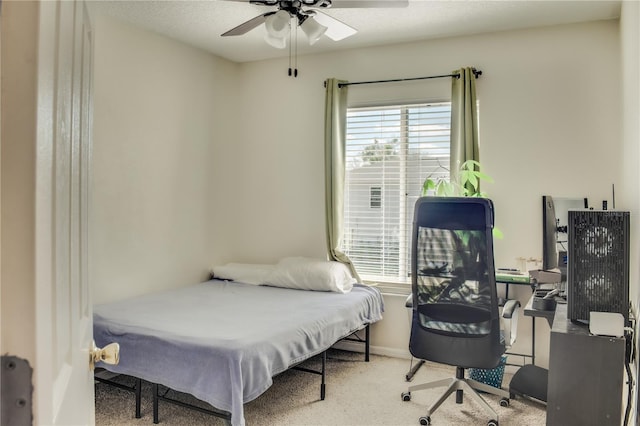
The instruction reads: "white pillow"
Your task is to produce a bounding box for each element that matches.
[265,257,356,293]
[211,263,275,285]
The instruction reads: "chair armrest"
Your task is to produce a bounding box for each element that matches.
[502,299,520,319]
[405,294,413,308]
[501,299,521,348]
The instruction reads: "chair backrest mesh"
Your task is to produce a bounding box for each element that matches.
[412,197,499,339]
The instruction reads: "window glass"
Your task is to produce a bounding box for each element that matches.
[343,102,451,283]
[370,187,382,209]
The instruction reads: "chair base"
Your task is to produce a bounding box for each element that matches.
[403,367,509,424]
[406,357,426,381]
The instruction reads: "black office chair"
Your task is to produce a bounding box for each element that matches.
[401,197,520,426]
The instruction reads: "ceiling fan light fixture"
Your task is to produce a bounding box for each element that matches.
[300,16,327,45]
[264,10,290,49]
[264,33,287,49]
[265,10,291,37]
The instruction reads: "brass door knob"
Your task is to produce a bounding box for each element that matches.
[90,341,120,370]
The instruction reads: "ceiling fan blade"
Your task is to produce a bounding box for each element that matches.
[328,0,408,8]
[221,13,270,36]
[312,11,357,41]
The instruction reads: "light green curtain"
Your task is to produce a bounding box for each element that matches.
[324,78,361,282]
[450,67,480,187]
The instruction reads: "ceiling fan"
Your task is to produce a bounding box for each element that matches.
[221,0,408,49]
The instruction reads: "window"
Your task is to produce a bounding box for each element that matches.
[343,102,451,283]
[370,186,382,209]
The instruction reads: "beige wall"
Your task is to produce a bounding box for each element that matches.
[620,0,640,318]
[90,16,240,304]
[90,17,627,368]
[619,2,640,421]
[0,0,39,362]
[229,20,621,268]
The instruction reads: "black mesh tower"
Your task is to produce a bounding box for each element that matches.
[567,210,630,324]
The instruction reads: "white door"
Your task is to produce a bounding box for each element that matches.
[34,1,96,424]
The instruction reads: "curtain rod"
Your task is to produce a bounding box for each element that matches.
[326,69,482,88]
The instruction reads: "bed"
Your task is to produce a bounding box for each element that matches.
[93,273,384,426]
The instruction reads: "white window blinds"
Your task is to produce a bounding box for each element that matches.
[343,102,451,283]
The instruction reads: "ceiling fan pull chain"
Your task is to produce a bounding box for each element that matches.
[294,24,299,77]
[288,23,293,76]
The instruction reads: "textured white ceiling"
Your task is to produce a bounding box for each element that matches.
[87,0,621,63]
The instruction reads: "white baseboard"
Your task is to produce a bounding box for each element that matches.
[332,340,412,360]
[333,341,527,379]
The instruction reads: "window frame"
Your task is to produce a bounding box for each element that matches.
[342,100,452,290]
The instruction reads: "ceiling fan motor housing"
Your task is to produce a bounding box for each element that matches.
[250,0,333,9]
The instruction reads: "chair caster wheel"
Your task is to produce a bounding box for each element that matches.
[499,397,510,407]
[488,420,498,426]
[419,416,431,425]
[401,391,411,401]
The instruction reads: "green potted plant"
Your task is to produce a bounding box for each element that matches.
[421,159,502,238]
[422,159,490,197]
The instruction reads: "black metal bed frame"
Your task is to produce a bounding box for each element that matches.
[95,323,372,424]
[341,323,371,362]
[149,350,329,425]
[152,382,232,424]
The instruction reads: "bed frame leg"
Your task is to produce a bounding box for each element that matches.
[320,351,326,400]
[135,377,142,418]
[365,324,370,362]
[153,383,159,424]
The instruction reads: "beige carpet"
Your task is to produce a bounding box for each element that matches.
[95,350,546,425]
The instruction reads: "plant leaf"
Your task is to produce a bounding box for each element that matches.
[422,179,435,196]
[461,159,481,171]
[467,173,478,190]
[420,159,504,237]
[475,171,493,183]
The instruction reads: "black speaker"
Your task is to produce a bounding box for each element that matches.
[567,210,630,324]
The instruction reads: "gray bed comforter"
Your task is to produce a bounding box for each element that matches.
[93,280,384,425]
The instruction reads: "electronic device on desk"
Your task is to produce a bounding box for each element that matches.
[589,312,625,337]
[528,196,563,285]
[532,288,559,311]
[557,251,567,282]
[567,209,630,325]
[553,197,588,296]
